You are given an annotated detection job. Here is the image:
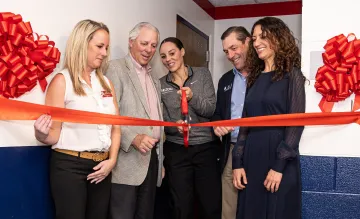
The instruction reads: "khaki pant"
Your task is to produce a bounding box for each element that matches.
[221,144,238,219]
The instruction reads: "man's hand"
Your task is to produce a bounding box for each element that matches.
[132,134,158,154]
[233,168,247,190]
[213,126,235,137]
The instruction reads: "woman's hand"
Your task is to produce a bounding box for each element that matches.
[34,114,52,142]
[177,87,193,101]
[233,168,247,190]
[176,120,185,134]
[87,159,116,184]
[264,169,283,193]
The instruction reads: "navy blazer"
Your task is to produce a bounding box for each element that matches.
[212,69,236,173]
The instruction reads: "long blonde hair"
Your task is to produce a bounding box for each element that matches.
[63,19,111,96]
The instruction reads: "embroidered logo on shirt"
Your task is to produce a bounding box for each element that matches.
[224,84,232,92]
[161,87,174,94]
[101,91,113,97]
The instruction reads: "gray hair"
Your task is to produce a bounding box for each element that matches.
[129,22,160,42]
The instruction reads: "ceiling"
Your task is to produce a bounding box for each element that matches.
[208,0,300,7]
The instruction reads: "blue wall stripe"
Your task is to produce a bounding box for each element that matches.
[301,156,360,219]
[333,157,337,191]
[300,156,336,192]
[0,147,359,219]
[336,157,360,194]
[302,191,360,219]
[0,146,54,219]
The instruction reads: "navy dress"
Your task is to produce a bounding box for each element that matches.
[233,68,305,219]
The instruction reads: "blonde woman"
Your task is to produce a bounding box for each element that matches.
[34,20,120,219]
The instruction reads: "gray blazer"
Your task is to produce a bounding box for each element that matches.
[106,54,164,187]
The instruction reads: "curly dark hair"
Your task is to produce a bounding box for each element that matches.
[246,17,302,87]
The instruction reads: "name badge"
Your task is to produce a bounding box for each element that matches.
[101,91,113,97]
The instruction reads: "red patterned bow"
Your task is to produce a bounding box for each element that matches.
[0,12,60,98]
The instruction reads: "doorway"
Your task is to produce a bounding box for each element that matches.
[176,15,210,68]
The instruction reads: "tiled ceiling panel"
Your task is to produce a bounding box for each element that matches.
[208,0,300,7]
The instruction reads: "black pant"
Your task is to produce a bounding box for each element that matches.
[50,150,111,219]
[154,173,172,219]
[164,140,222,219]
[110,148,158,219]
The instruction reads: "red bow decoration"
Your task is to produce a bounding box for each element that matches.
[315,33,360,112]
[0,12,60,98]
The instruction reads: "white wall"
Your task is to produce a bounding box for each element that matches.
[5,0,357,157]
[1,0,214,146]
[211,9,360,157]
[212,15,302,90]
[213,14,360,157]
[300,0,360,157]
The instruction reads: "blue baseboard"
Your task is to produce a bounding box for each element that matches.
[0,146,54,219]
[301,156,360,219]
[0,147,359,219]
[302,191,360,219]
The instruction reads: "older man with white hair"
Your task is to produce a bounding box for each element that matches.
[106,22,164,219]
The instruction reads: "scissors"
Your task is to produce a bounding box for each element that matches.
[181,90,190,147]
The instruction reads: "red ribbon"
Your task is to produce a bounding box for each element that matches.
[1,97,360,127]
[0,12,60,98]
[181,90,189,147]
[315,33,360,112]
[3,97,360,147]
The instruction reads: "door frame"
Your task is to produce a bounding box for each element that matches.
[176,15,210,68]
[176,15,209,41]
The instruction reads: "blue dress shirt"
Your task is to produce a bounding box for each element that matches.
[230,68,247,143]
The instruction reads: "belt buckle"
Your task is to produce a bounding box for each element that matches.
[92,152,103,162]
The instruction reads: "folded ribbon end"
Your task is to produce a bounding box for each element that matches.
[352,94,360,112]
[319,97,335,112]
